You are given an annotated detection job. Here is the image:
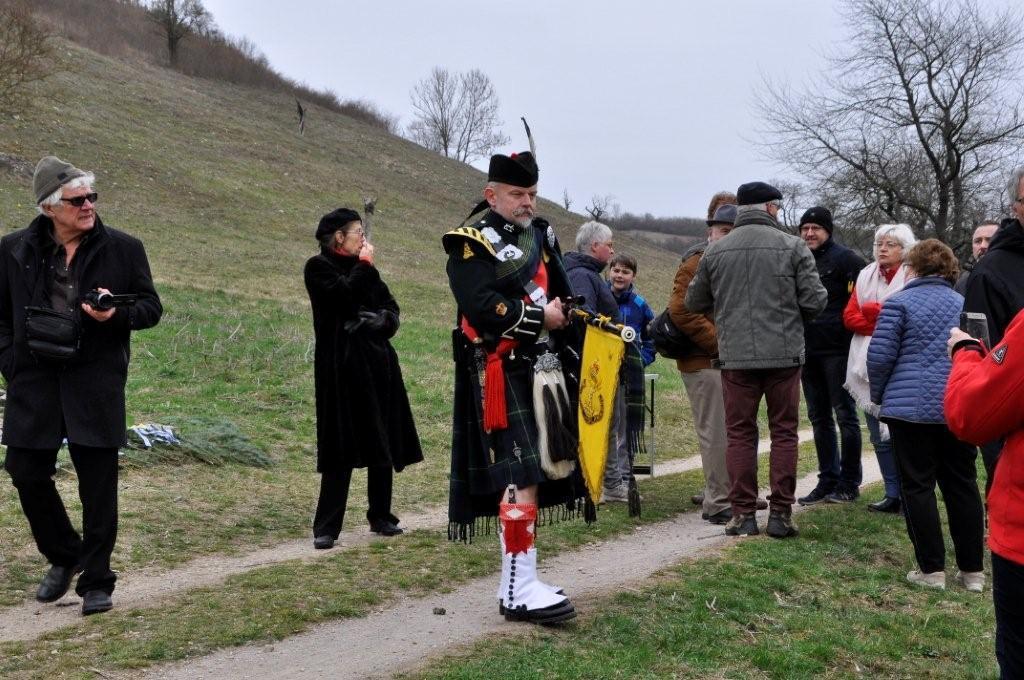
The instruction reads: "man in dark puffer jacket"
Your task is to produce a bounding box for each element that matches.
[964,168,1024,348]
[963,167,1024,484]
[796,207,866,506]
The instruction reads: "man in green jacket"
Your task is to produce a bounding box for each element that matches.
[685,181,826,539]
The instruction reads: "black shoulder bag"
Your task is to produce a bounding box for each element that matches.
[648,308,695,360]
[24,306,81,362]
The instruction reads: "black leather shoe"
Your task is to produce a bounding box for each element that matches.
[313,535,335,550]
[81,590,113,616]
[504,598,577,625]
[36,564,80,603]
[868,496,901,514]
[369,518,403,536]
[798,487,831,506]
[704,508,733,525]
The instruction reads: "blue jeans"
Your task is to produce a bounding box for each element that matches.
[801,354,862,492]
[865,412,900,498]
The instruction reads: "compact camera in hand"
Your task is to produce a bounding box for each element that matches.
[81,290,138,311]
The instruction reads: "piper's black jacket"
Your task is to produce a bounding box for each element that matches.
[0,215,162,448]
[964,217,1024,347]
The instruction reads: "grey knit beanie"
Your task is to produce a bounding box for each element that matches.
[32,156,86,205]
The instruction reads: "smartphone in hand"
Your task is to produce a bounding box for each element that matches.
[960,311,991,350]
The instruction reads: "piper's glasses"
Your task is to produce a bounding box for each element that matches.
[60,192,98,207]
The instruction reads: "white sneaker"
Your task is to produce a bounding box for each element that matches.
[907,570,946,590]
[955,570,985,593]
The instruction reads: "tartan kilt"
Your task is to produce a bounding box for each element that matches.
[448,346,586,540]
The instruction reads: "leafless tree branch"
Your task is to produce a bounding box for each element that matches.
[407,67,509,164]
[756,0,1024,255]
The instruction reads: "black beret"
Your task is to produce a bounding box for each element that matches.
[488,151,538,187]
[316,207,362,241]
[736,181,783,206]
[799,206,834,234]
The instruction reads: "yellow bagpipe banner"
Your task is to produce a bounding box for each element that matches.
[577,322,626,505]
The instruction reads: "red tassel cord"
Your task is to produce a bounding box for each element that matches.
[483,338,516,431]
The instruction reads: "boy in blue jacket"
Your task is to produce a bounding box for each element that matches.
[609,254,656,365]
[601,254,655,502]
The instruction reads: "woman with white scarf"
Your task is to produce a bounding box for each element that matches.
[842,224,917,514]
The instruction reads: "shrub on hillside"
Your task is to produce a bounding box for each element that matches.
[0,0,56,115]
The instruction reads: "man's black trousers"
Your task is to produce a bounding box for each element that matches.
[4,445,119,595]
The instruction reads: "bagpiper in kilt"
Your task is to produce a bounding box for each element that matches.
[443,148,583,625]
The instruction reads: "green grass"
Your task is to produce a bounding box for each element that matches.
[410,488,997,680]
[0,442,824,678]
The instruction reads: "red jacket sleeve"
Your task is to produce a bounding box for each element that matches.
[945,311,1024,445]
[843,289,878,336]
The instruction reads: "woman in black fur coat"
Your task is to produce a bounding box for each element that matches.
[304,208,423,549]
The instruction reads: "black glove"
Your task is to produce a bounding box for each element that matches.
[363,309,400,337]
[361,310,388,333]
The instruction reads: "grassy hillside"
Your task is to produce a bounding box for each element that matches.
[0,40,695,601]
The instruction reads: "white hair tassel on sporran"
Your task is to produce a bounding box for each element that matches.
[533,351,577,480]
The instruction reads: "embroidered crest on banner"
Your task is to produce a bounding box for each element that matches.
[462,243,474,260]
[496,244,524,262]
[992,345,1008,365]
[495,302,508,316]
[579,360,606,425]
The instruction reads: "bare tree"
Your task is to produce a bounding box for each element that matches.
[0,1,54,116]
[770,178,809,233]
[585,194,616,222]
[562,188,573,211]
[407,67,509,163]
[148,0,211,67]
[757,0,1024,252]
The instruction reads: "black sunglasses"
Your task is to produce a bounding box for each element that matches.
[59,192,98,207]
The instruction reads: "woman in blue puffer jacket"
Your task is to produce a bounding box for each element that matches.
[867,239,984,592]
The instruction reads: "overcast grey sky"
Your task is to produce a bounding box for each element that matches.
[201,1,843,217]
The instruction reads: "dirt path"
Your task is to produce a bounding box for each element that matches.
[0,430,811,643]
[147,455,879,680]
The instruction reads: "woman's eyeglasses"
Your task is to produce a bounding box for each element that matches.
[59,192,98,207]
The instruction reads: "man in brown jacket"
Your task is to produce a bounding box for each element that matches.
[668,203,737,524]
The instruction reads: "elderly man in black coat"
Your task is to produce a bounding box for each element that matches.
[0,157,162,616]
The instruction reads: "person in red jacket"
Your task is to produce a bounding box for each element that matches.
[946,312,1024,678]
[842,224,917,513]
